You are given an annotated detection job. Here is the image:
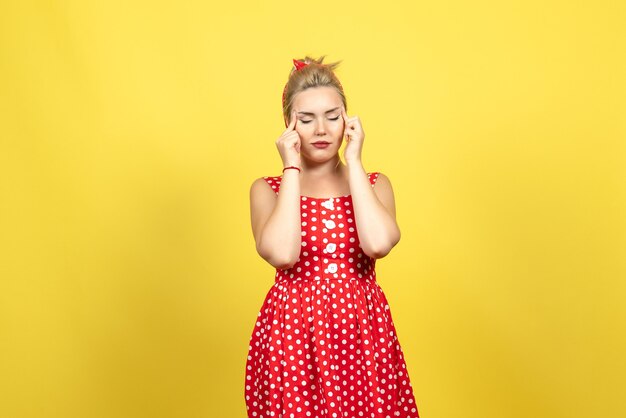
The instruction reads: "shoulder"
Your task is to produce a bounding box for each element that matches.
[370,171,394,190]
[250,175,280,200]
[370,172,397,216]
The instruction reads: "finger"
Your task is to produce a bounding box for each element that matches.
[343,108,355,131]
[289,131,300,145]
[287,110,297,131]
[341,107,348,124]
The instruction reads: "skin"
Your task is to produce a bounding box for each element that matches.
[250,86,401,269]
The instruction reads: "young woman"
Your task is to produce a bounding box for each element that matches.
[245,56,420,418]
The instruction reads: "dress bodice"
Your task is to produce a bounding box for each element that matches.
[262,172,381,284]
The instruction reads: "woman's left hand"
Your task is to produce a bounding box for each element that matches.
[341,107,364,164]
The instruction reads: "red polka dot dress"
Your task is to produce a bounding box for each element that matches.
[245,172,420,418]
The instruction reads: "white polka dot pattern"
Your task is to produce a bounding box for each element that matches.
[245,172,420,417]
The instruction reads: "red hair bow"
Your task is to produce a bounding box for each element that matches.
[292,58,309,71]
[282,59,309,113]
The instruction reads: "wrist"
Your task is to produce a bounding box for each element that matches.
[282,165,301,174]
[346,158,363,168]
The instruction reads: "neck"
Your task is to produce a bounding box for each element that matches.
[300,155,346,178]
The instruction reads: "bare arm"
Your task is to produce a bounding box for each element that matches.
[249,170,302,269]
[348,163,401,259]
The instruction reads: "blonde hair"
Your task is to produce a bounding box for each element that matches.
[282,55,347,125]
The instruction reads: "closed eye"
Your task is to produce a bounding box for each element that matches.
[300,116,340,124]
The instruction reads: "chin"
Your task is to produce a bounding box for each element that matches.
[303,149,339,162]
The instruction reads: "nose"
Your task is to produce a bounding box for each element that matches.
[315,120,327,136]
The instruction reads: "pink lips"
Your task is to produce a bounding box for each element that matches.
[312,142,330,148]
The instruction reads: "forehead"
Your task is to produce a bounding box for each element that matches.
[292,86,342,112]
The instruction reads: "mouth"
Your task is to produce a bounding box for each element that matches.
[312,141,330,144]
[312,141,331,148]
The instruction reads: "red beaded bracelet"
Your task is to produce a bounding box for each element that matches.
[283,166,301,173]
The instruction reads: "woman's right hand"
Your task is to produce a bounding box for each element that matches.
[276,110,301,168]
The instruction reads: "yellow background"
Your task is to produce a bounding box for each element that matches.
[1,1,624,417]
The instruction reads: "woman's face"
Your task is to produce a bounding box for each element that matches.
[291,86,345,162]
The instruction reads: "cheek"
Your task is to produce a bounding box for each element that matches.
[333,122,344,134]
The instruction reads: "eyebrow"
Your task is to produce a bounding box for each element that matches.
[297,107,341,116]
